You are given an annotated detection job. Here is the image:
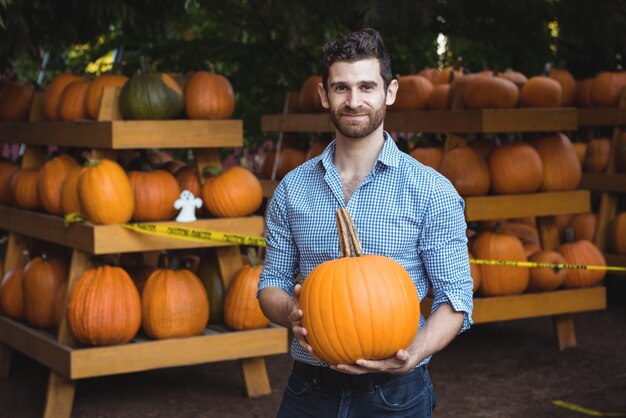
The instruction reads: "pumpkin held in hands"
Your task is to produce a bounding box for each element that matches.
[299,208,420,365]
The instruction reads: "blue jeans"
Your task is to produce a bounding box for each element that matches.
[276,364,436,418]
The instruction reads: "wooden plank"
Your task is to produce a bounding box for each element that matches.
[578,108,626,126]
[261,108,578,134]
[471,287,606,323]
[579,173,626,193]
[240,357,271,397]
[553,315,577,351]
[0,206,265,254]
[0,120,243,149]
[69,326,287,379]
[43,373,75,418]
[0,316,72,377]
[464,191,590,222]
[0,343,12,378]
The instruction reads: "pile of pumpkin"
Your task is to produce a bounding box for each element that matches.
[0,248,269,346]
[0,149,263,224]
[296,67,626,113]
[0,67,235,122]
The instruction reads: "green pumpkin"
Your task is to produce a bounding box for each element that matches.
[119,73,184,120]
[196,250,225,324]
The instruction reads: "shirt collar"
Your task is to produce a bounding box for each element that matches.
[319,131,401,172]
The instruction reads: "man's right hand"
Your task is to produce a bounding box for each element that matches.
[289,284,317,358]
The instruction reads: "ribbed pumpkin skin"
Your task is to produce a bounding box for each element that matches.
[176,167,202,197]
[0,81,34,121]
[439,147,490,196]
[43,73,85,120]
[488,143,543,194]
[548,68,576,106]
[427,84,450,110]
[67,266,141,346]
[473,231,529,296]
[532,133,581,191]
[223,265,269,330]
[409,147,443,171]
[38,154,79,215]
[590,71,626,108]
[58,80,90,121]
[389,75,434,111]
[298,75,325,113]
[85,74,129,119]
[22,256,67,328]
[527,250,568,292]
[559,240,606,288]
[119,73,183,120]
[184,71,236,119]
[610,212,626,255]
[0,161,19,204]
[78,159,134,225]
[141,269,209,339]
[202,166,263,218]
[519,76,562,108]
[570,213,597,242]
[0,267,25,320]
[128,169,180,221]
[300,255,420,365]
[583,137,611,172]
[12,168,42,210]
[60,166,84,215]
[462,76,519,109]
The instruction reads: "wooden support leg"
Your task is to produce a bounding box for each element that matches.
[553,314,577,351]
[240,357,271,397]
[0,342,13,379]
[43,372,76,418]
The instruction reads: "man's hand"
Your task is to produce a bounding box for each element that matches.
[330,348,419,375]
[289,284,318,359]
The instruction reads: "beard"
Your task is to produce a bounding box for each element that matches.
[330,103,386,139]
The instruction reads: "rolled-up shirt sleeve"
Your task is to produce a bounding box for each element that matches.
[418,181,474,333]
[258,182,299,297]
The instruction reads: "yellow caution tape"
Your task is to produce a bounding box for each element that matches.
[552,400,626,416]
[64,214,626,271]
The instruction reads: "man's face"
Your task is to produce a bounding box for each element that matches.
[318,58,397,139]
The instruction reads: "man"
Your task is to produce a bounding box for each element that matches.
[258,28,473,417]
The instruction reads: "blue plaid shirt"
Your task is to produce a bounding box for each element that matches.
[259,132,473,367]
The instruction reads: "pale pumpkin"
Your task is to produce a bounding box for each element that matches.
[67,265,142,345]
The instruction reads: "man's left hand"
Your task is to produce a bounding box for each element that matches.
[330,349,419,375]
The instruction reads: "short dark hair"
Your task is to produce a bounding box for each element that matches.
[321,28,393,92]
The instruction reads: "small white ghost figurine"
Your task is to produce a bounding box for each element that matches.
[174,190,203,222]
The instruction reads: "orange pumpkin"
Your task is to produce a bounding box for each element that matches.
[0,267,25,320]
[22,254,67,328]
[202,166,262,218]
[575,78,594,108]
[60,166,84,215]
[84,74,129,119]
[175,166,202,198]
[582,137,611,172]
[409,146,443,171]
[427,84,450,110]
[559,237,606,288]
[11,168,42,210]
[468,250,481,293]
[526,250,568,292]
[388,75,433,111]
[548,68,576,106]
[436,66,463,85]
[305,141,329,161]
[43,73,85,120]
[0,81,35,121]
[590,71,626,108]
[473,229,529,296]
[58,79,90,121]
[519,76,562,108]
[184,71,236,119]
[488,142,543,194]
[38,154,79,215]
[67,265,142,345]
[128,169,180,222]
[298,75,325,113]
[141,267,209,339]
[78,158,134,225]
[261,148,306,179]
[439,146,491,196]
[223,255,270,330]
[572,142,588,165]
[300,208,419,365]
[462,76,519,109]
[0,161,19,204]
[609,212,626,255]
[616,133,626,173]
[532,133,581,191]
[497,70,528,89]
[570,213,597,242]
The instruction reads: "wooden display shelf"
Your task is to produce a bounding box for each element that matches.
[0,316,287,380]
[0,205,264,254]
[579,173,626,193]
[0,119,243,149]
[261,108,578,134]
[578,108,626,127]
[421,287,606,323]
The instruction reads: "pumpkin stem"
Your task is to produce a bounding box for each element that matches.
[139,56,152,74]
[202,165,223,178]
[335,208,363,258]
[564,228,575,244]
